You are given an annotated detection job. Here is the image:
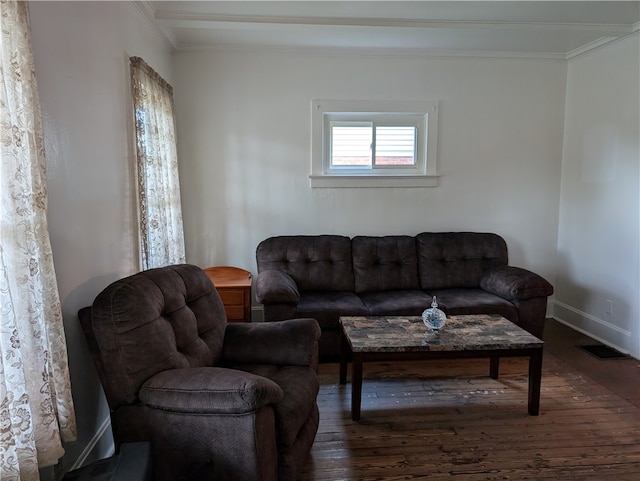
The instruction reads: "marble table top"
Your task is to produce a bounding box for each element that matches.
[339,314,544,353]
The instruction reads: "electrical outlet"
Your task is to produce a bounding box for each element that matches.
[605,299,613,315]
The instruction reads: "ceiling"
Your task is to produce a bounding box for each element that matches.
[143,1,640,58]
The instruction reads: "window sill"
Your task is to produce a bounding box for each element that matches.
[309,175,439,188]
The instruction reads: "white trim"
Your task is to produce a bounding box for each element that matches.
[567,28,640,60]
[131,1,177,51]
[149,6,640,59]
[553,300,631,337]
[153,11,636,36]
[553,300,632,337]
[252,305,265,322]
[309,174,439,188]
[566,36,622,59]
[311,100,439,188]
[552,316,631,356]
[552,300,633,357]
[68,416,114,471]
[174,43,569,60]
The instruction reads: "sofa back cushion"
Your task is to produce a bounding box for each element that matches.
[353,235,420,293]
[417,232,508,289]
[90,264,228,406]
[256,235,355,291]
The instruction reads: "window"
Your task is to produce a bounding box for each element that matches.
[130,57,186,269]
[311,100,439,188]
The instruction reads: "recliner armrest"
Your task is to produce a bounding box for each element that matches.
[480,265,554,301]
[255,270,300,304]
[222,318,321,367]
[139,367,284,414]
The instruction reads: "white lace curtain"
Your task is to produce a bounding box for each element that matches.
[130,57,186,270]
[0,1,77,480]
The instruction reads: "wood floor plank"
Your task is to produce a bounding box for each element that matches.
[300,353,640,480]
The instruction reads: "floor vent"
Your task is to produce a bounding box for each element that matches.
[580,344,630,360]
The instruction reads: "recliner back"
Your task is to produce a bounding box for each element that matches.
[88,264,228,407]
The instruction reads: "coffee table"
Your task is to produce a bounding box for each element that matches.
[339,314,544,421]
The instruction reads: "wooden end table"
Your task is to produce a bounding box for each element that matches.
[204,266,252,323]
[339,314,544,421]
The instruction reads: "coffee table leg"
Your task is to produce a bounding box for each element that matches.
[490,355,500,379]
[528,348,543,415]
[339,330,348,385]
[351,353,363,421]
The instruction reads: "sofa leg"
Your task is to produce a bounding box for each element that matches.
[490,355,500,379]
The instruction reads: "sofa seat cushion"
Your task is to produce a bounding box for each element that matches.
[360,290,433,316]
[296,292,368,330]
[429,288,518,322]
[227,364,319,449]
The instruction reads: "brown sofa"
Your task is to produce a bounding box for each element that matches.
[79,264,321,481]
[256,232,554,360]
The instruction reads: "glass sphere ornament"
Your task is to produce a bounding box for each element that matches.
[422,296,446,332]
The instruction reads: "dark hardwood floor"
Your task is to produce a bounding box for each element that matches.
[299,318,640,480]
[543,319,640,408]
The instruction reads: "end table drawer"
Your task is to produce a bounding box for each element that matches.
[219,289,244,305]
[224,305,245,321]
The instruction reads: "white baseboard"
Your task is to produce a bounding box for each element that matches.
[552,300,632,355]
[251,305,264,322]
[68,415,114,471]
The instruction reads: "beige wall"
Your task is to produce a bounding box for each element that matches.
[556,34,640,358]
[174,50,566,297]
[29,0,173,474]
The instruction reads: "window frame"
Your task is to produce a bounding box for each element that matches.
[311,100,439,188]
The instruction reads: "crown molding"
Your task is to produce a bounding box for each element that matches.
[150,6,640,59]
[154,11,636,37]
[131,1,177,51]
[567,27,640,60]
[174,43,568,61]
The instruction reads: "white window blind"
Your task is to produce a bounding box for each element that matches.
[374,126,416,166]
[330,123,417,168]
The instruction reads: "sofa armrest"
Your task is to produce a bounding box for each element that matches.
[480,266,554,301]
[139,367,284,414]
[255,270,300,305]
[222,318,321,367]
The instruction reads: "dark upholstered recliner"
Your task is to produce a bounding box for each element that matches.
[78,264,321,481]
